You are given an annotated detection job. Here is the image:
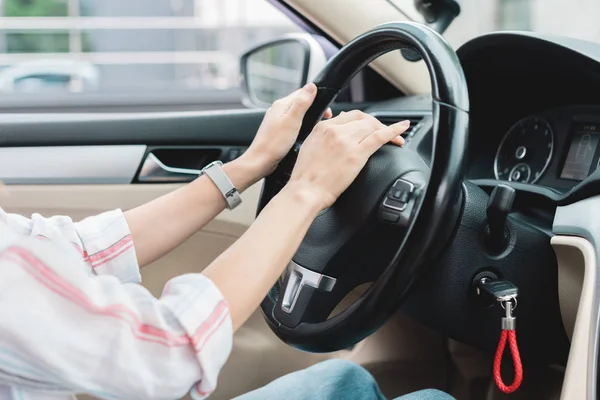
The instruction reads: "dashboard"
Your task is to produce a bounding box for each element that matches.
[471,106,600,193]
[456,32,600,194]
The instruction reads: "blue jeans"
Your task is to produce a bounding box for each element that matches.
[234,359,454,400]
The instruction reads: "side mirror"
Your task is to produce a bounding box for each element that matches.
[240,34,327,108]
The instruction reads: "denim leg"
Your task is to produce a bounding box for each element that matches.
[234,359,386,400]
[234,359,455,400]
[393,389,455,400]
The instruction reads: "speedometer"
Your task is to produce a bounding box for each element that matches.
[494,116,554,184]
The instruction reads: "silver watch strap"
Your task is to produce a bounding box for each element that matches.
[202,161,242,210]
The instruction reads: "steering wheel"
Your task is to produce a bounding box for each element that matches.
[257,22,470,352]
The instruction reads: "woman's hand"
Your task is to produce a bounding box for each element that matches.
[287,110,410,210]
[241,83,332,178]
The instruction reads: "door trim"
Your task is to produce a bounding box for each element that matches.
[0,145,146,184]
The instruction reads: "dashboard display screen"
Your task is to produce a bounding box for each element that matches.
[561,123,600,181]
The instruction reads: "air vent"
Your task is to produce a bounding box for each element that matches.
[372,114,425,143]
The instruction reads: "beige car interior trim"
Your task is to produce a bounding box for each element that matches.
[283,0,431,95]
[552,235,596,400]
[0,183,260,238]
[0,145,146,185]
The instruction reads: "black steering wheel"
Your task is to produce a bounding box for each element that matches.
[257,22,470,352]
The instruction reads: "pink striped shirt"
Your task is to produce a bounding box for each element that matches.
[0,208,233,400]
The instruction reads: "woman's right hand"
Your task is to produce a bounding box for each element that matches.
[288,110,411,211]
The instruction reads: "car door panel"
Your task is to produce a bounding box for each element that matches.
[0,145,146,184]
[0,110,265,147]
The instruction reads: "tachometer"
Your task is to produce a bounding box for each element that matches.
[494,116,554,184]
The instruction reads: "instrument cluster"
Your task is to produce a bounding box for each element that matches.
[483,106,600,192]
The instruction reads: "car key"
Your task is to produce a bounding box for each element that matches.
[476,278,518,304]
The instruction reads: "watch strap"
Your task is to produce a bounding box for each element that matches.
[202,161,242,210]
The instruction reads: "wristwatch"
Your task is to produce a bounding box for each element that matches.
[202,160,242,210]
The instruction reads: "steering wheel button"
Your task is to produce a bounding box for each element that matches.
[383,197,407,211]
[393,179,415,192]
[381,211,400,223]
[399,191,410,203]
[393,189,403,199]
[383,178,416,212]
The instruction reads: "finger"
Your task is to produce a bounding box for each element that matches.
[360,120,410,155]
[269,83,308,115]
[287,83,318,118]
[323,108,333,119]
[338,117,385,143]
[325,109,369,126]
[390,135,406,147]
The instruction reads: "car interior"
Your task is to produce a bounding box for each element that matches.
[2,0,600,399]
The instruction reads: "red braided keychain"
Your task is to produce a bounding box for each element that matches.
[475,278,523,393]
[493,329,523,393]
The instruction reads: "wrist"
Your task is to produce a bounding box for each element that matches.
[278,181,326,218]
[222,155,265,192]
[239,147,279,177]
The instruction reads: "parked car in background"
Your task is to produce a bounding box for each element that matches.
[0,59,99,93]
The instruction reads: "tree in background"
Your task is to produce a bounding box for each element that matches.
[4,0,68,17]
[4,0,93,53]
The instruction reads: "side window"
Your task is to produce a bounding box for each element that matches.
[497,0,531,31]
[0,0,301,109]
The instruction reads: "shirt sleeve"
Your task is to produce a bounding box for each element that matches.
[0,237,233,400]
[0,208,141,284]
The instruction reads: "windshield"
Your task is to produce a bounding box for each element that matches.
[389,0,599,49]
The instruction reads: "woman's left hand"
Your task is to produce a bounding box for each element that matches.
[242,83,332,178]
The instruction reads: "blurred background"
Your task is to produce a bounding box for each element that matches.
[1,0,599,109]
[0,0,302,108]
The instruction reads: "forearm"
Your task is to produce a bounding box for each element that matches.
[125,155,266,267]
[202,182,322,331]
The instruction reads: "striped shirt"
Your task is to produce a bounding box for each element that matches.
[0,208,233,400]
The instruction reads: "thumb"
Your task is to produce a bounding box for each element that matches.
[287,83,318,118]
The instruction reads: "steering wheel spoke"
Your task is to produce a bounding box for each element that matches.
[273,260,377,329]
[273,261,338,328]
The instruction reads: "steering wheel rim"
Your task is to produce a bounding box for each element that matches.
[258,21,470,352]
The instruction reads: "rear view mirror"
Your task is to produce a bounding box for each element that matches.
[240,34,327,108]
[402,0,461,61]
